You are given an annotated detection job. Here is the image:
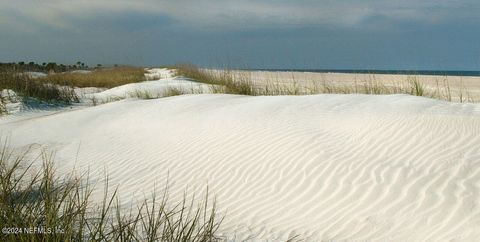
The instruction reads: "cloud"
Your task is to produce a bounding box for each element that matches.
[1,0,479,33]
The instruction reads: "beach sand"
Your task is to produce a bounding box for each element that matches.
[1,69,480,241]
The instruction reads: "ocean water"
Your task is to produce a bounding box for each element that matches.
[250,69,480,77]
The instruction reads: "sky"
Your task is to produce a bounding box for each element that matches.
[1,0,480,70]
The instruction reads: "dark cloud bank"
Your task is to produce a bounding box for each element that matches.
[1,0,479,70]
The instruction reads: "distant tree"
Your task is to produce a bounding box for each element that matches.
[45,62,57,72]
[27,61,35,71]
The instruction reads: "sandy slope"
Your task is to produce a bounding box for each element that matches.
[1,68,208,119]
[1,92,480,241]
[79,68,211,102]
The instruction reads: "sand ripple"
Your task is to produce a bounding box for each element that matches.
[1,94,480,241]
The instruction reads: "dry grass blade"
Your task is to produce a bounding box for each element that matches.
[174,63,478,103]
[0,140,223,241]
[175,64,258,96]
[0,68,78,104]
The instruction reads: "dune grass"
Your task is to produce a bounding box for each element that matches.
[0,68,78,105]
[130,87,188,100]
[175,64,476,102]
[38,66,146,89]
[0,142,223,241]
[175,64,256,95]
[0,66,145,112]
[409,77,425,97]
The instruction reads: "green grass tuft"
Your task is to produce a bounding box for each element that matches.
[409,77,425,97]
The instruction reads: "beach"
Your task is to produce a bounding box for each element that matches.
[2,69,480,241]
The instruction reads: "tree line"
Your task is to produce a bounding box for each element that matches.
[0,61,102,73]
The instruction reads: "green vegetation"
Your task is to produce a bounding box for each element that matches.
[0,68,78,104]
[0,61,88,73]
[175,64,476,102]
[1,61,476,108]
[38,66,146,89]
[175,64,256,95]
[130,87,187,100]
[0,142,223,241]
[409,77,425,97]
[0,64,147,113]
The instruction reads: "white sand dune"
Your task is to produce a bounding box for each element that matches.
[1,68,208,119]
[145,68,176,80]
[79,68,211,103]
[2,92,480,241]
[26,71,48,78]
[82,78,211,102]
